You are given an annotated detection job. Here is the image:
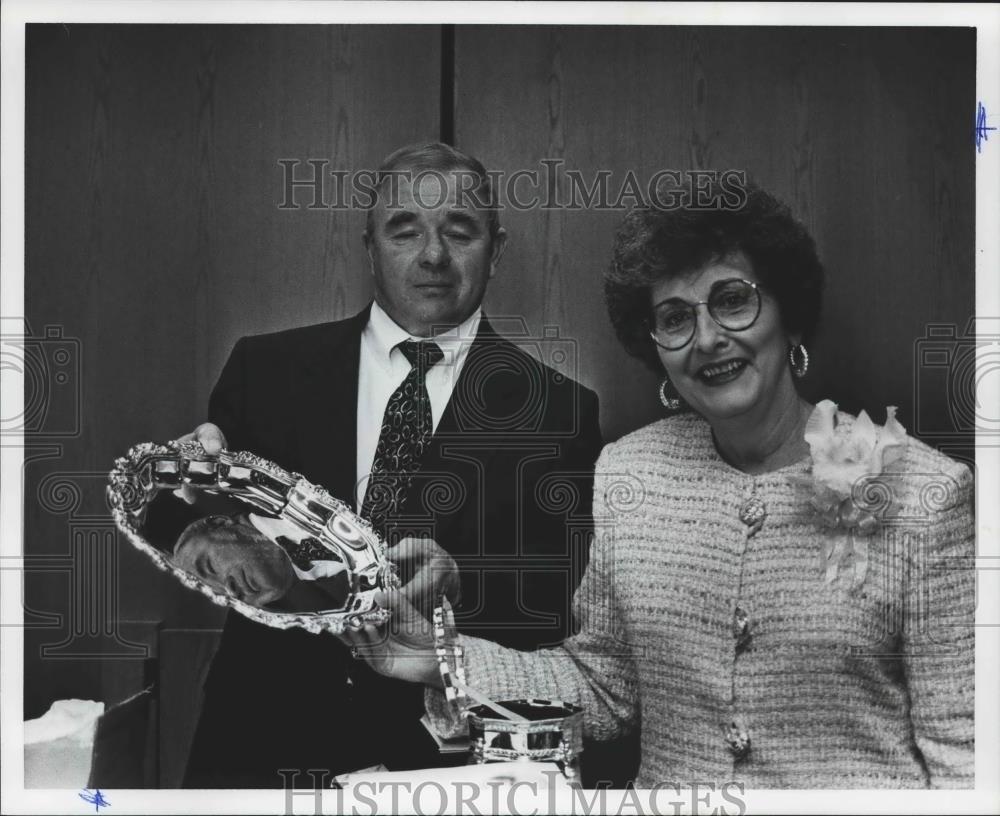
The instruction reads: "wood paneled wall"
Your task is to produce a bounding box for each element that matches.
[23,24,974,776]
[455,26,975,444]
[24,24,440,721]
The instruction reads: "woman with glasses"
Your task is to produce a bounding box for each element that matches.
[344,184,974,788]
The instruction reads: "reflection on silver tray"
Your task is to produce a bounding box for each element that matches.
[107,440,397,635]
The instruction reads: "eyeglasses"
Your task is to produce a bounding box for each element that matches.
[648,278,763,351]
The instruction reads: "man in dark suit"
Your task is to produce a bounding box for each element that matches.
[180,143,604,787]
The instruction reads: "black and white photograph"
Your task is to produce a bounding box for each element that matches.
[2,2,998,814]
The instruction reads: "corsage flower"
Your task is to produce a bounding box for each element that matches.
[801,400,908,587]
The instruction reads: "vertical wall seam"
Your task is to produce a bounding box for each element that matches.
[440,24,456,145]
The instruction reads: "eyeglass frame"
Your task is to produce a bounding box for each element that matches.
[647,278,765,351]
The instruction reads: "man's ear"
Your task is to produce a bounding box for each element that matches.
[488,228,508,278]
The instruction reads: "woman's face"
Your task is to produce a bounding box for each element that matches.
[650,252,798,425]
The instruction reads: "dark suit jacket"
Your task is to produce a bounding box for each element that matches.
[183,307,603,787]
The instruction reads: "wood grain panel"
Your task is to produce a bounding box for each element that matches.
[25,23,208,717]
[192,25,441,408]
[24,24,440,718]
[455,26,975,447]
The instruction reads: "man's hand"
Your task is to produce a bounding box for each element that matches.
[388,537,460,619]
[173,422,228,504]
[339,590,442,687]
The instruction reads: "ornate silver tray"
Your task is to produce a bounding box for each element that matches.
[107,440,396,634]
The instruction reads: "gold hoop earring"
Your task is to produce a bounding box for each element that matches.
[659,376,683,411]
[789,343,809,378]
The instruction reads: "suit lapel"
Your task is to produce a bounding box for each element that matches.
[421,315,523,483]
[294,312,525,535]
[293,306,369,505]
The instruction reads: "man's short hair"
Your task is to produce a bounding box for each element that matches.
[364,142,501,244]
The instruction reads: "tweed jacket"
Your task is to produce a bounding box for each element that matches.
[429,412,975,788]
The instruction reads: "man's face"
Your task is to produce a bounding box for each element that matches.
[363,169,507,337]
[172,515,295,606]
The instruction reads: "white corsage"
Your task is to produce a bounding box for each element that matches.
[801,399,908,587]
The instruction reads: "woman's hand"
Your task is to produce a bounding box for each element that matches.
[387,537,460,619]
[340,589,443,688]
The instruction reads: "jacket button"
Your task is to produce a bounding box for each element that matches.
[723,718,751,758]
[733,605,751,650]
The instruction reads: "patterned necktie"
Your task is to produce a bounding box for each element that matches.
[361,339,444,536]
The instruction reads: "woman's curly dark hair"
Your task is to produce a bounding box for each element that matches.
[604,183,825,373]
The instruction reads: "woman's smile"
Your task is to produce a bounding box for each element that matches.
[695,358,749,385]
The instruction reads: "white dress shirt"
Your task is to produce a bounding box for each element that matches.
[354,301,481,512]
